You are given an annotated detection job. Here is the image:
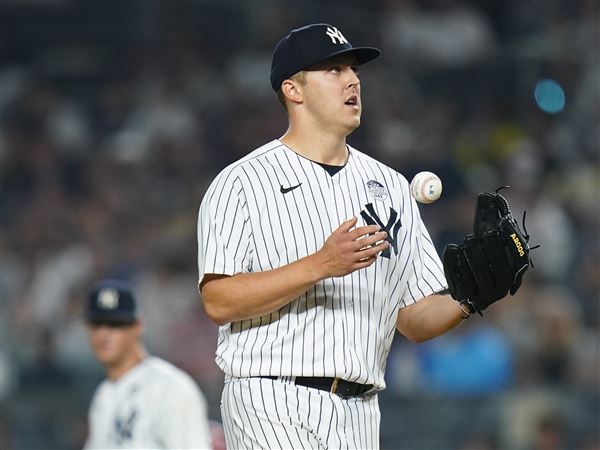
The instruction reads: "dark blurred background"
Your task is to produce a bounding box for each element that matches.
[0,1,598,449]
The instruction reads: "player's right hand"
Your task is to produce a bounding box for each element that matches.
[315,217,389,278]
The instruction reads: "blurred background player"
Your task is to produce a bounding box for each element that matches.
[84,279,212,449]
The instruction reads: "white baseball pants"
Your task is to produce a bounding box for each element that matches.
[221,377,380,449]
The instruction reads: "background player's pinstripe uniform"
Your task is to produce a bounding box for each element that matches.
[84,356,211,449]
[197,139,446,448]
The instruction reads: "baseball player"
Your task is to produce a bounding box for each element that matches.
[84,279,212,449]
[197,23,532,449]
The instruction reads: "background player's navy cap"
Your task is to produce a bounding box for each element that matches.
[270,23,380,92]
[86,279,137,324]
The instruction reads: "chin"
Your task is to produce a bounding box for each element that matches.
[95,349,119,366]
[344,118,361,133]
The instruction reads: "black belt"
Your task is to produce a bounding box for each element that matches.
[263,376,373,398]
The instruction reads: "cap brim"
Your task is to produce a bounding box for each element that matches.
[87,312,136,324]
[307,46,381,69]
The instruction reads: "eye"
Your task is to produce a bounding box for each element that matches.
[351,66,360,75]
[330,66,342,73]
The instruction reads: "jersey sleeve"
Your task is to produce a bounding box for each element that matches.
[400,195,448,306]
[197,170,253,284]
[157,375,212,449]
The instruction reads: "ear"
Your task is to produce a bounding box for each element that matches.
[133,320,143,338]
[281,79,303,105]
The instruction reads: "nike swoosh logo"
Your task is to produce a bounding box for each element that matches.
[280,183,302,194]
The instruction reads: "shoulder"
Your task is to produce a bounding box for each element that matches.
[213,140,284,182]
[141,357,202,394]
[349,145,410,188]
[201,140,285,205]
[88,379,109,410]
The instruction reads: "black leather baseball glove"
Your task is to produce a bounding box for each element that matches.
[442,188,535,316]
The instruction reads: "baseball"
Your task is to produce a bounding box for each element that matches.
[410,171,442,204]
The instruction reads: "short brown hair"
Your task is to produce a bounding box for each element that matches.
[276,71,306,111]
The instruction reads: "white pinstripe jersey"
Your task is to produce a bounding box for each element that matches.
[197,139,446,391]
[84,356,211,449]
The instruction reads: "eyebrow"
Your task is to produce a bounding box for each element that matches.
[309,56,359,70]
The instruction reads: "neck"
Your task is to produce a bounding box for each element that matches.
[280,121,349,166]
[106,345,147,381]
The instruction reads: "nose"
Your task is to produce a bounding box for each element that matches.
[346,67,360,88]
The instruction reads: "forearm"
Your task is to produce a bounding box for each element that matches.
[201,253,326,325]
[200,218,387,325]
[395,294,465,343]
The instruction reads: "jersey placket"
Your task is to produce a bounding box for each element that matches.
[326,166,359,380]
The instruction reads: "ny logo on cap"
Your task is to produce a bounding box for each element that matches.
[326,26,348,45]
[98,288,119,310]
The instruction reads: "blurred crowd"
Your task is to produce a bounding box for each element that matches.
[1,1,598,449]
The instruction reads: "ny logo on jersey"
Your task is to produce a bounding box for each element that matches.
[114,409,137,444]
[360,203,402,259]
[325,26,348,45]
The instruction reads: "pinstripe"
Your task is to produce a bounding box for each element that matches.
[342,398,350,450]
[233,171,262,372]
[296,155,328,376]
[352,154,376,383]
[272,155,309,376]
[229,381,255,448]
[358,399,368,449]
[374,396,381,449]
[281,382,304,446]
[346,155,368,383]
[311,164,341,376]
[219,186,239,237]
[422,241,447,286]
[324,394,336,445]
[407,282,419,307]
[344,399,362,448]
[239,165,276,271]
[246,161,286,374]
[222,383,237,448]
[234,381,259,449]
[330,177,352,377]
[284,150,321,376]
[331,397,344,448]
[291,382,309,447]
[255,379,285,449]
[269,381,295,448]
[306,389,315,439]
[325,396,340,442]
[220,384,238,449]
[314,392,325,441]
[414,255,433,297]
[405,186,419,301]
[245,379,272,446]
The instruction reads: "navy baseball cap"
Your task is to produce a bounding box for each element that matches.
[86,279,137,324]
[270,23,381,92]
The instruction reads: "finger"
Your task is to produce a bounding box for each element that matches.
[353,256,378,270]
[354,231,387,250]
[356,240,390,259]
[337,217,358,233]
[349,224,381,240]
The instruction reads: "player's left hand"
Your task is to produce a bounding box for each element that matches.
[315,217,389,278]
[441,188,537,315]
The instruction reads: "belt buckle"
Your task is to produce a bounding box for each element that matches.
[330,377,340,395]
